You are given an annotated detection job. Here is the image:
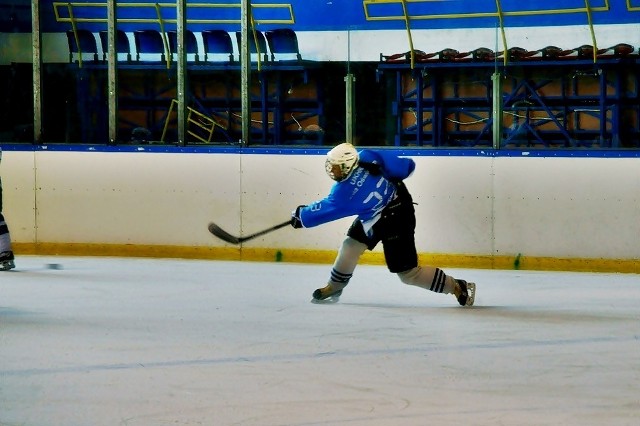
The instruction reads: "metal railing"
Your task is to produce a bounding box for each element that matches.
[363,0,610,67]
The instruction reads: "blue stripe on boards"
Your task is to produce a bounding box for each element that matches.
[1,144,640,159]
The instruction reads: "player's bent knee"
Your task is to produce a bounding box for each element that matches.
[342,236,367,251]
[397,267,420,285]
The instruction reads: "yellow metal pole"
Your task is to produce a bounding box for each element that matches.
[400,0,415,69]
[250,14,262,71]
[584,0,598,62]
[495,0,507,66]
[154,2,171,69]
[66,3,82,67]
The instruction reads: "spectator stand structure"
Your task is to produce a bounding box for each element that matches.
[55,1,323,146]
[368,1,640,148]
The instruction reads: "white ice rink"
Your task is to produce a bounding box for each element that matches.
[1,256,639,426]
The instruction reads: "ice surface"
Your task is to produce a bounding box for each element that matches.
[1,256,639,425]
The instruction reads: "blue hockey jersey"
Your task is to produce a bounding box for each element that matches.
[298,149,415,232]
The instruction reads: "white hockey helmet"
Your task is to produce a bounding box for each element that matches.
[325,142,359,181]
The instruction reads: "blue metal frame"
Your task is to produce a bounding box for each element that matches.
[379,57,640,148]
[65,52,323,145]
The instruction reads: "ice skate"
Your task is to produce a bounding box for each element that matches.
[0,251,15,271]
[454,279,475,306]
[311,283,343,304]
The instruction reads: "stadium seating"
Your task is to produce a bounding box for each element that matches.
[265,29,302,62]
[167,30,200,62]
[99,30,132,62]
[66,29,99,63]
[133,29,167,62]
[202,30,234,63]
[235,30,269,62]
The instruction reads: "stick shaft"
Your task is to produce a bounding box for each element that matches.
[209,220,291,244]
[237,220,291,242]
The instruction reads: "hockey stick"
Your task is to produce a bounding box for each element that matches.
[208,220,291,244]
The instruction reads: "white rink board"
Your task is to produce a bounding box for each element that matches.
[1,150,639,259]
[493,157,640,259]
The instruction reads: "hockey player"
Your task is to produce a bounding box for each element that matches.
[0,147,15,271]
[290,142,475,305]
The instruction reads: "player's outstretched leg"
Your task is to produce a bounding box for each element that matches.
[397,266,476,307]
[454,279,476,306]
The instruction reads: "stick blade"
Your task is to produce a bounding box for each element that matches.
[208,222,241,245]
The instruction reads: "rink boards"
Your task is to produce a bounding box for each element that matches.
[1,146,638,272]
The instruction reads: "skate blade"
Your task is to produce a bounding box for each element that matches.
[465,282,476,306]
[310,295,341,304]
[0,260,15,271]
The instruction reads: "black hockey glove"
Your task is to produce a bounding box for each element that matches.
[290,205,306,229]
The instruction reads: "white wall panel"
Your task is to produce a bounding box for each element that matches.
[493,157,640,258]
[32,151,241,245]
[409,156,494,254]
[1,151,37,241]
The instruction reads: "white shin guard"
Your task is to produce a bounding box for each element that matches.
[328,237,367,286]
[397,266,457,294]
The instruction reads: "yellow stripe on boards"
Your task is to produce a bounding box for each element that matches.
[12,243,639,274]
